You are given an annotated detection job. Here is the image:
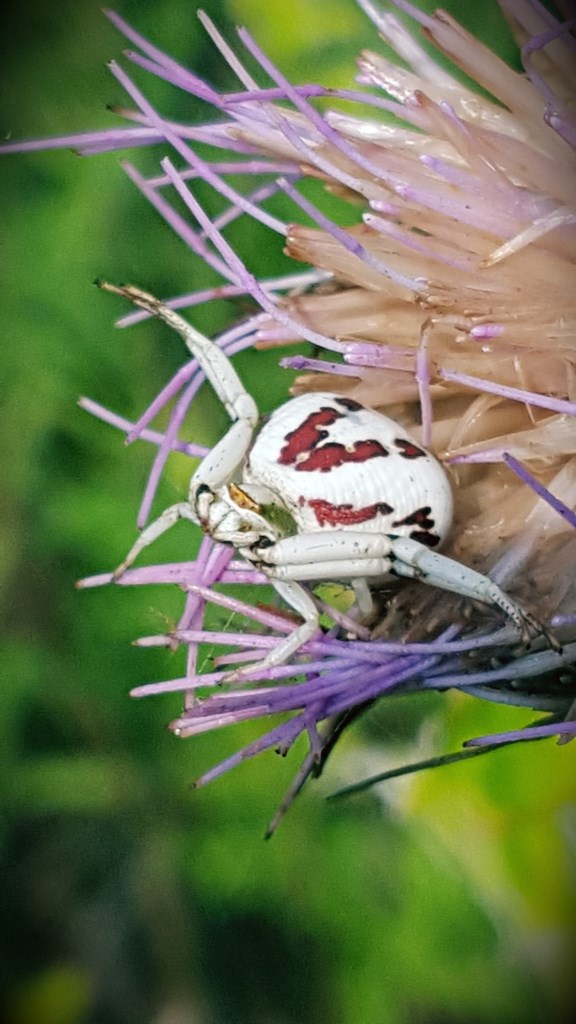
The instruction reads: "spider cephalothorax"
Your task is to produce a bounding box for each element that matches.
[101,283,551,680]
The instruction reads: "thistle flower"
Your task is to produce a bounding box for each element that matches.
[4,0,575,829]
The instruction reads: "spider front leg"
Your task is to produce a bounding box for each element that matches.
[97,283,260,578]
[100,281,259,519]
[98,282,259,429]
[191,417,258,528]
[249,531,557,649]
[222,534,394,682]
[250,531,395,583]
[389,536,557,648]
[216,531,391,683]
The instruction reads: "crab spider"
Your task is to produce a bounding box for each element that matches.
[100,283,552,680]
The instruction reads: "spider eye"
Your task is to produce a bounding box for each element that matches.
[256,536,274,549]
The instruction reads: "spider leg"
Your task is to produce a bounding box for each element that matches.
[98,283,258,429]
[351,579,376,621]
[250,532,557,648]
[263,557,393,582]
[99,283,262,570]
[390,536,556,647]
[220,533,394,680]
[112,501,197,579]
[222,579,321,683]
[252,531,393,578]
[191,417,256,513]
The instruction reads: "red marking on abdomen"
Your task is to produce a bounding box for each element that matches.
[308,499,393,526]
[394,438,427,459]
[279,406,389,472]
[278,407,340,465]
[295,438,389,472]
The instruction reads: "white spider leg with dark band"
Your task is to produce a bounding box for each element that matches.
[99,283,261,577]
[99,284,258,428]
[251,531,394,571]
[389,536,551,646]
[249,532,550,645]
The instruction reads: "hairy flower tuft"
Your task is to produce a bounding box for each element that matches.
[4,0,575,828]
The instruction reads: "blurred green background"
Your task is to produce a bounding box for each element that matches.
[2,1,575,1021]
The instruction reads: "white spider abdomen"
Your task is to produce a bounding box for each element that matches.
[245,392,453,548]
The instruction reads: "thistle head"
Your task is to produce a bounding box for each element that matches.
[4,1,575,827]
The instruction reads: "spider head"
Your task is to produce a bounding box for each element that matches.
[197,481,280,549]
